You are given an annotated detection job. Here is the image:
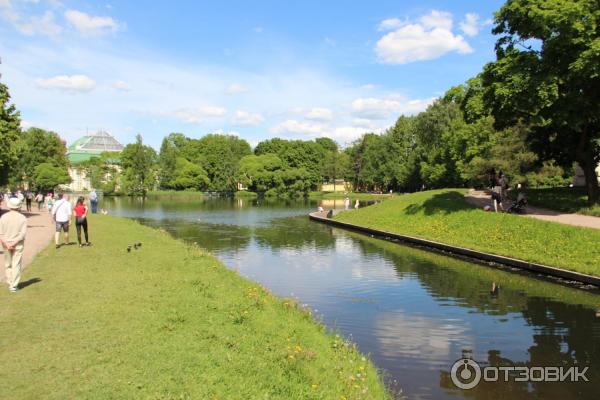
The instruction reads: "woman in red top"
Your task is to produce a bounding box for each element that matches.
[73,196,91,247]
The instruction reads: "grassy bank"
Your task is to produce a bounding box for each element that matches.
[234,190,258,199]
[145,190,205,200]
[0,216,388,399]
[334,189,600,276]
[309,191,394,201]
[509,187,600,217]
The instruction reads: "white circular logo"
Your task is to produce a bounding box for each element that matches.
[451,358,482,390]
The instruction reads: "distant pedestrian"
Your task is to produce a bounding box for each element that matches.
[35,192,44,211]
[354,199,360,210]
[52,193,72,248]
[89,189,98,214]
[46,193,54,214]
[499,171,509,200]
[491,172,504,212]
[25,191,33,212]
[344,197,350,210]
[73,196,91,247]
[0,198,27,292]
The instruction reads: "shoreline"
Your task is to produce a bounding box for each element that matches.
[308,200,600,288]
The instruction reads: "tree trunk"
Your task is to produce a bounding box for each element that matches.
[576,128,599,206]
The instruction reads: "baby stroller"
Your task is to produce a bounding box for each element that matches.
[507,193,527,214]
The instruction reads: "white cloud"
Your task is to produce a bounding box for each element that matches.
[171,106,226,124]
[112,80,131,91]
[232,110,264,126]
[352,118,379,129]
[351,96,433,119]
[16,11,62,36]
[271,119,324,136]
[419,10,453,30]
[65,10,119,36]
[375,10,473,64]
[305,107,333,121]
[378,18,404,31]
[226,83,248,94]
[459,13,480,37]
[35,74,96,92]
[0,1,62,37]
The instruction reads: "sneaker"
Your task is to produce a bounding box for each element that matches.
[9,287,18,293]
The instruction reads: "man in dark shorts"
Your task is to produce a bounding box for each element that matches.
[51,193,72,248]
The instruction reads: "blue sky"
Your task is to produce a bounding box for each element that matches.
[0,0,505,149]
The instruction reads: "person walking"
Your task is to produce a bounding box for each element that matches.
[354,199,360,210]
[25,191,33,212]
[0,198,27,293]
[344,197,350,210]
[46,193,54,214]
[89,189,98,214]
[73,196,91,247]
[52,193,72,248]
[35,192,44,211]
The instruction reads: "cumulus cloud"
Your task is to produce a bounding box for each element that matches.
[375,10,473,64]
[351,96,433,119]
[35,74,96,92]
[378,18,404,31]
[305,107,333,121]
[112,80,131,91]
[65,10,119,36]
[420,10,453,30]
[226,83,248,94]
[271,119,324,136]
[459,13,480,37]
[171,106,226,124]
[232,110,264,126]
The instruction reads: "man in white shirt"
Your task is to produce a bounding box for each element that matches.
[51,193,72,248]
[0,198,27,292]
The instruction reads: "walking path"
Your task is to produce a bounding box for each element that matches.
[0,208,55,283]
[465,189,600,230]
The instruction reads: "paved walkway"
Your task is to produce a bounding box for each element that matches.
[465,190,600,230]
[0,208,55,283]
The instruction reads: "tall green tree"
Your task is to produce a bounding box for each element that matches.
[481,0,600,204]
[15,127,69,188]
[158,136,177,189]
[32,163,71,191]
[0,81,21,187]
[120,134,157,195]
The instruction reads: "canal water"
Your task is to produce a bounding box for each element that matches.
[103,196,600,399]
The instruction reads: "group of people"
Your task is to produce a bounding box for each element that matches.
[0,189,99,293]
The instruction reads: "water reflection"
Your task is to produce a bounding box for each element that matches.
[103,197,600,399]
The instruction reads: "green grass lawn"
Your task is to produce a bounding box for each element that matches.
[334,189,600,276]
[234,190,258,198]
[509,186,600,217]
[0,216,388,399]
[309,191,394,201]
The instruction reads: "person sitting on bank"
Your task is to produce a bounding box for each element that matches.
[52,193,72,248]
[73,196,91,247]
[0,198,27,293]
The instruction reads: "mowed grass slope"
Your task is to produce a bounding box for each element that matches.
[334,189,600,276]
[0,216,388,400]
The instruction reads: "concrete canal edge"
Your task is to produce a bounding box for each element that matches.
[308,212,600,287]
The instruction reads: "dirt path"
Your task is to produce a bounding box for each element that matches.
[465,189,600,230]
[0,208,55,283]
